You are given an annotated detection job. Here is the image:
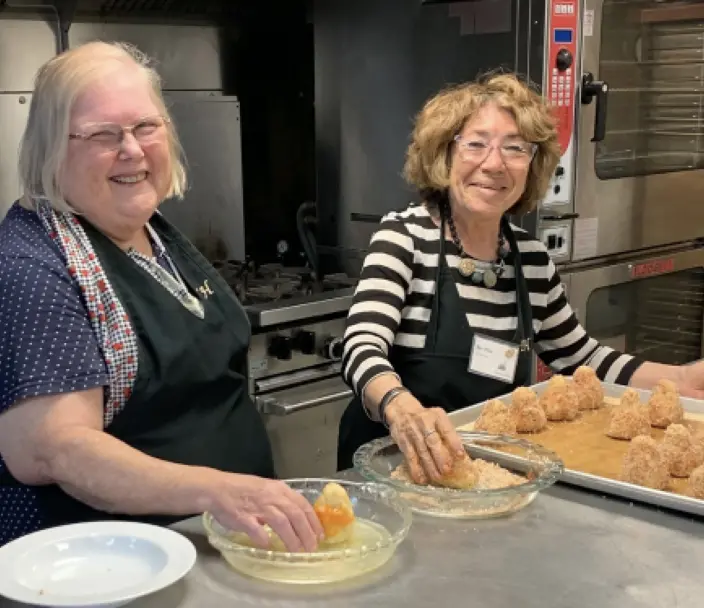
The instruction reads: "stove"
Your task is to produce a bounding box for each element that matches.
[213,259,357,479]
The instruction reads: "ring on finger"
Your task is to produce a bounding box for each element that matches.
[423,428,438,439]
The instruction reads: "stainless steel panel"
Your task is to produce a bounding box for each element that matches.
[561,246,704,326]
[0,94,31,218]
[575,0,704,259]
[68,22,223,91]
[314,0,531,273]
[0,19,58,91]
[261,377,350,478]
[449,381,704,518]
[246,289,354,329]
[158,93,245,262]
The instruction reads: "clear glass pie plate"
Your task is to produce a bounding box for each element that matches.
[354,431,564,519]
[202,478,412,585]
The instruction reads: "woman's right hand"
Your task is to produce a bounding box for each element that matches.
[203,472,324,552]
[384,393,465,485]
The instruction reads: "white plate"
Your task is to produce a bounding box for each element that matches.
[0,521,196,608]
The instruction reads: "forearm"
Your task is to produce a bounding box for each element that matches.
[42,427,216,516]
[629,361,684,391]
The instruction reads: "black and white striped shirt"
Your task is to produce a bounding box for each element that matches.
[342,204,642,397]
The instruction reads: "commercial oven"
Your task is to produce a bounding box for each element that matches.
[314,0,704,380]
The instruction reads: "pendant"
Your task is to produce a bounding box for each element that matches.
[471,271,483,285]
[483,268,497,288]
[458,257,476,277]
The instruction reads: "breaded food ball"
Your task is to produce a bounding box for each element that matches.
[648,381,684,429]
[474,399,516,435]
[572,366,604,410]
[619,388,642,408]
[436,453,478,490]
[606,403,651,440]
[539,375,579,422]
[659,424,704,478]
[510,387,547,433]
[621,435,670,490]
[688,464,704,499]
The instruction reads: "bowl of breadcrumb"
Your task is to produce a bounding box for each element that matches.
[353,431,563,519]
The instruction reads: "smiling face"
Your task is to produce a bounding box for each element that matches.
[59,62,171,242]
[448,103,533,221]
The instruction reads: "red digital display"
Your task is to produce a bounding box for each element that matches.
[630,258,675,279]
[547,0,578,153]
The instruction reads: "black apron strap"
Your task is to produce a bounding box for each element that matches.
[501,216,533,352]
[426,215,447,352]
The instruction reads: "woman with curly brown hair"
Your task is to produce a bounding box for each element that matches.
[337,73,704,482]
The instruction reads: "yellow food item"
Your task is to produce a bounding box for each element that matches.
[313,482,356,545]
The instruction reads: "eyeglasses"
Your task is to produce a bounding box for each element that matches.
[454,135,537,165]
[69,115,169,150]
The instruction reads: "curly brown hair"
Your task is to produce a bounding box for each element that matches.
[402,72,560,216]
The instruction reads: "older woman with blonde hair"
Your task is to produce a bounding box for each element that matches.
[337,72,704,482]
[0,41,322,551]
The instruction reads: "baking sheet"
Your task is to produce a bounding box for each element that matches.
[448,382,704,518]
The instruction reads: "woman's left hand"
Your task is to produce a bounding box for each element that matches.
[678,360,704,399]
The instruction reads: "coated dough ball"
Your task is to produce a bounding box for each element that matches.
[510,387,547,433]
[659,424,704,478]
[688,464,704,499]
[648,387,684,429]
[619,388,642,408]
[572,366,604,410]
[474,399,516,435]
[621,435,669,490]
[606,404,651,440]
[539,375,579,421]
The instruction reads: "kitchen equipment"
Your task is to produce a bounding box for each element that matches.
[214,259,357,479]
[201,478,411,585]
[353,431,564,519]
[314,0,704,276]
[449,381,704,517]
[0,521,196,608]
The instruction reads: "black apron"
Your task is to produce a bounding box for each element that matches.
[0,213,275,528]
[337,215,533,470]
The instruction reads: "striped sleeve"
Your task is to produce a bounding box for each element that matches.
[341,216,414,396]
[534,258,643,385]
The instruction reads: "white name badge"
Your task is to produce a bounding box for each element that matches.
[468,334,519,384]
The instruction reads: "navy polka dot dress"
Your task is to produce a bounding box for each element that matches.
[0,203,109,545]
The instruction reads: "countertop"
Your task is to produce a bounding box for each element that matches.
[4,476,701,608]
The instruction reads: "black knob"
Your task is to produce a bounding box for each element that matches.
[556,48,572,72]
[268,335,292,360]
[292,330,316,355]
[322,337,344,361]
[555,166,565,177]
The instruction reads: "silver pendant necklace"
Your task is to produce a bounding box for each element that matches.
[442,201,508,288]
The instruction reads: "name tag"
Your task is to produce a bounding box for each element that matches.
[468,334,519,384]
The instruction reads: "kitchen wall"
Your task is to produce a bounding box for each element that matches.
[0,4,315,264]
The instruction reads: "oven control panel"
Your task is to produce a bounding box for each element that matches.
[542,0,578,209]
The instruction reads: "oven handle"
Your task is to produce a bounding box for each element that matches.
[256,389,354,416]
[581,72,609,142]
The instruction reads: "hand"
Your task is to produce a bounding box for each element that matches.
[384,393,465,485]
[679,361,704,399]
[204,472,324,552]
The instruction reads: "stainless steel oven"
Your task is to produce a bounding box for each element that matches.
[535,244,704,381]
[561,0,704,262]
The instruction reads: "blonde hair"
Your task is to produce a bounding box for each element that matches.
[19,41,187,213]
[403,72,560,216]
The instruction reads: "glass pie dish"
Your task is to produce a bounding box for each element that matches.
[354,431,564,519]
[202,478,412,585]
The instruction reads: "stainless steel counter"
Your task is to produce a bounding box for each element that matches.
[2,479,703,608]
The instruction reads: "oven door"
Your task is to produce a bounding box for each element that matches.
[535,246,704,382]
[255,376,352,479]
[576,0,704,259]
